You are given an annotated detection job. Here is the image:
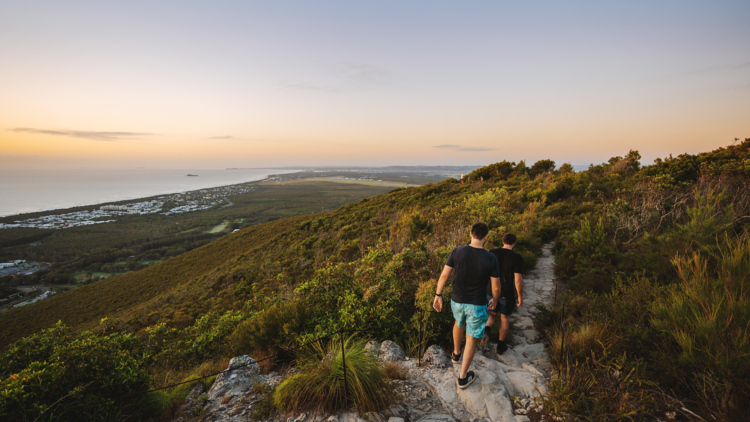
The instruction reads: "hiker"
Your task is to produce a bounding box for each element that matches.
[433,222,501,389]
[481,233,524,355]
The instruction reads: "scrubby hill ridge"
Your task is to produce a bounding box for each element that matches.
[2,139,749,421]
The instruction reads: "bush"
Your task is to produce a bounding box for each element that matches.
[273,336,393,414]
[544,347,658,421]
[226,299,308,359]
[0,321,152,422]
[652,233,750,420]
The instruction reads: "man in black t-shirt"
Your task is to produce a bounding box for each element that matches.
[433,222,501,390]
[482,233,524,355]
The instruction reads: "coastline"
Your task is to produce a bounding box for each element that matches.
[0,169,301,219]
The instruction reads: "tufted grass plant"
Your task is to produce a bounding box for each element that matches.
[652,232,750,420]
[548,322,619,366]
[273,336,393,414]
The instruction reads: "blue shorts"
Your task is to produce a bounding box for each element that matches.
[487,295,516,316]
[451,300,489,339]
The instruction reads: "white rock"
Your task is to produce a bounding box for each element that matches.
[423,345,452,368]
[422,355,516,422]
[514,343,546,362]
[413,415,455,422]
[365,341,381,356]
[506,371,547,399]
[388,418,405,422]
[380,340,406,361]
[207,355,267,401]
[521,363,546,378]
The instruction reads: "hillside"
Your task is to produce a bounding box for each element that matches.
[2,139,749,421]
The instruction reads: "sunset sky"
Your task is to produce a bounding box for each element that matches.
[1,1,748,169]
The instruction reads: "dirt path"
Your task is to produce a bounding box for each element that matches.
[509,242,557,347]
[172,244,559,422]
[412,242,557,422]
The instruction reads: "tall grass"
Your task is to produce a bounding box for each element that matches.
[653,232,750,420]
[548,323,618,365]
[273,336,393,414]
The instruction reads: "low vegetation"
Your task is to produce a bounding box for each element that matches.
[273,337,393,414]
[0,140,748,421]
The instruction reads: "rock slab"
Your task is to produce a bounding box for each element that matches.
[207,355,267,401]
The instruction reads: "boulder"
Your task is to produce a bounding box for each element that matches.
[505,371,547,399]
[514,343,546,362]
[422,345,451,368]
[421,355,516,422]
[207,355,267,401]
[365,340,382,356]
[521,363,546,379]
[379,340,406,361]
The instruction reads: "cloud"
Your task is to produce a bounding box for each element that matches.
[432,144,495,152]
[278,82,343,92]
[280,62,391,93]
[208,135,237,140]
[677,60,750,76]
[8,127,155,141]
[338,62,389,84]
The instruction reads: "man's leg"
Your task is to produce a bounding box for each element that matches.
[487,312,496,328]
[498,313,510,341]
[481,312,496,346]
[460,334,478,379]
[453,321,465,356]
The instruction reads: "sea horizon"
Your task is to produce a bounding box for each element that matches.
[0,168,300,218]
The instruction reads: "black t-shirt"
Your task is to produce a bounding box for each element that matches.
[446,245,500,306]
[488,248,523,300]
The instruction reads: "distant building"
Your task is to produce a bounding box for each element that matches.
[13,260,26,265]
[0,263,14,269]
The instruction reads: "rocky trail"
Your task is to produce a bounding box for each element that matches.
[173,243,559,422]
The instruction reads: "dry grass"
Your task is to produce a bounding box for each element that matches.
[548,323,618,365]
[273,336,393,414]
[383,361,408,380]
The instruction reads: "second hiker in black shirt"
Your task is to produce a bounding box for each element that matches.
[482,232,524,355]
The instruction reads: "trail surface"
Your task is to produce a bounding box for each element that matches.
[398,242,558,422]
[170,244,559,422]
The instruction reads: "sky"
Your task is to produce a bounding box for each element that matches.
[1,0,749,169]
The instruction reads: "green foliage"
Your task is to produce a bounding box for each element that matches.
[273,336,392,414]
[4,140,748,419]
[0,321,152,421]
[227,300,309,358]
[529,159,556,177]
[652,233,750,419]
[556,218,618,293]
[545,347,658,421]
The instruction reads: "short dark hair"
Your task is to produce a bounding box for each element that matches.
[502,233,517,245]
[471,222,489,240]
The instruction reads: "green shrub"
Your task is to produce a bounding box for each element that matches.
[545,347,658,421]
[226,299,308,358]
[0,321,152,422]
[652,233,750,419]
[556,218,619,293]
[184,310,248,360]
[273,336,393,414]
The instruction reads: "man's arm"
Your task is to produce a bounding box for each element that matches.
[489,276,501,309]
[433,265,453,312]
[515,273,524,306]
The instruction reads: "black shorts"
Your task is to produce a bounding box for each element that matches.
[487,295,516,316]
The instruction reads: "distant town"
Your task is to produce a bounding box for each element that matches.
[0,184,255,230]
[0,260,53,309]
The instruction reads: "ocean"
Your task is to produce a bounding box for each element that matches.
[0,168,298,218]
